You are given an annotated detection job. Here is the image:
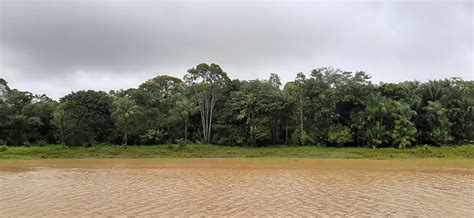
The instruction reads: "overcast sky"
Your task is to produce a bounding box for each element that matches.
[0,0,472,99]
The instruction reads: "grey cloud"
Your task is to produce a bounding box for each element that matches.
[0,0,472,99]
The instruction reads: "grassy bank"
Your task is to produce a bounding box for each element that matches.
[0,144,473,159]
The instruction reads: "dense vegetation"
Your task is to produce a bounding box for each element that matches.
[1,63,473,148]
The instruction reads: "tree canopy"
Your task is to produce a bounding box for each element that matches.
[1,64,472,148]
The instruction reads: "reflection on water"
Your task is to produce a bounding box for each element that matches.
[0,159,473,216]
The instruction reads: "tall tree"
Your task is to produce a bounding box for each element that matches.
[172,97,198,143]
[0,78,8,101]
[184,63,229,143]
[423,101,452,145]
[59,90,114,146]
[131,75,186,144]
[295,73,306,145]
[390,101,417,148]
[139,75,185,99]
[52,104,67,145]
[112,97,141,146]
[358,94,389,148]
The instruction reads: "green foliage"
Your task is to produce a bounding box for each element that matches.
[0,145,7,152]
[353,95,390,148]
[291,129,314,146]
[57,90,114,146]
[213,124,245,146]
[140,129,166,144]
[328,125,352,146]
[1,69,472,149]
[0,88,52,146]
[228,78,285,146]
[423,101,452,145]
[366,122,386,148]
[138,75,185,96]
[390,101,417,148]
[172,97,198,142]
[112,96,141,146]
[184,63,230,143]
[128,75,190,144]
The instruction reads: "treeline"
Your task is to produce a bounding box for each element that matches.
[0,63,473,148]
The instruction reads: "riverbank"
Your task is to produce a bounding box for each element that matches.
[0,144,472,159]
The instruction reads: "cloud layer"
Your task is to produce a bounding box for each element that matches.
[1,1,472,99]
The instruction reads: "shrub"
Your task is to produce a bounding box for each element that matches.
[291,129,314,146]
[328,125,353,146]
[140,129,166,145]
[431,128,453,146]
[0,145,8,152]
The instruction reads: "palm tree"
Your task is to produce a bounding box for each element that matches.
[423,101,452,145]
[174,98,198,143]
[112,97,140,146]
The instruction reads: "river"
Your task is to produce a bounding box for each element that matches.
[0,158,473,216]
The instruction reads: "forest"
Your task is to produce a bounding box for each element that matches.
[0,63,473,148]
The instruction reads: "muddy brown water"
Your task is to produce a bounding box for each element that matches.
[0,158,473,216]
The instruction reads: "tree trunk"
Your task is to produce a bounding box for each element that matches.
[122,119,128,146]
[184,118,188,143]
[203,100,208,143]
[207,88,217,144]
[300,94,304,146]
[122,131,128,146]
[285,122,288,145]
[206,91,211,143]
[199,93,207,143]
[59,122,65,146]
[208,103,214,144]
[198,86,218,144]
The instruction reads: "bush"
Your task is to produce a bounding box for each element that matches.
[431,128,453,146]
[140,129,166,145]
[328,125,353,146]
[213,127,245,146]
[291,129,314,146]
[0,145,8,152]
